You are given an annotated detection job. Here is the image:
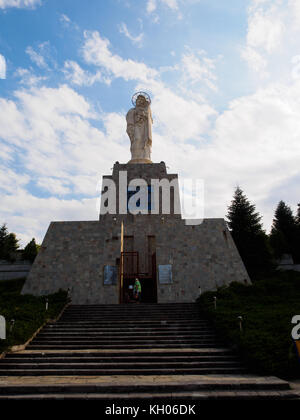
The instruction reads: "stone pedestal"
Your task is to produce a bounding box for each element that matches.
[128,159,152,164]
[22,162,251,304]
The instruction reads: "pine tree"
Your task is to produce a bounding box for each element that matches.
[296,203,300,225]
[3,233,19,262]
[268,229,289,260]
[0,224,19,262]
[269,201,299,263]
[0,224,9,260]
[226,187,272,277]
[297,204,300,263]
[23,238,39,263]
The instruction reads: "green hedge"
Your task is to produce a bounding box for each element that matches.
[197,270,300,379]
[0,278,68,353]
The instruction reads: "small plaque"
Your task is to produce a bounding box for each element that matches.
[158,264,172,284]
[103,265,117,285]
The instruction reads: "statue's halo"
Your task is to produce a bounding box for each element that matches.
[132,91,151,107]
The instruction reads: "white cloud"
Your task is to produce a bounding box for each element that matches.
[0,166,30,193]
[0,189,97,246]
[0,54,6,79]
[289,0,300,27]
[161,0,178,10]
[0,0,41,9]
[119,22,144,47]
[180,49,218,91]
[3,5,300,246]
[147,0,178,13]
[25,42,57,72]
[63,60,111,86]
[247,1,285,53]
[26,44,49,69]
[0,84,131,243]
[145,80,300,231]
[81,30,217,143]
[241,46,268,77]
[201,81,300,227]
[0,84,98,161]
[0,97,28,144]
[37,177,71,196]
[60,13,70,25]
[2,75,300,242]
[82,30,158,83]
[102,112,127,145]
[26,46,47,68]
[147,0,156,13]
[146,82,216,143]
[14,67,47,86]
[59,13,79,31]
[241,0,300,81]
[0,143,13,161]
[146,0,181,20]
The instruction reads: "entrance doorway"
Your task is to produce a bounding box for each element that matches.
[120,250,157,304]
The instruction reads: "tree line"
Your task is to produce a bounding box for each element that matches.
[227,187,300,279]
[0,224,40,263]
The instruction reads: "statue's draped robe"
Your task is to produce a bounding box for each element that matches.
[126,104,152,162]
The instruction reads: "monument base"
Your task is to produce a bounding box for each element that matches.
[22,163,250,304]
[22,217,251,304]
[128,159,152,164]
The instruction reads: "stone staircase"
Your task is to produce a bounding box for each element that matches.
[0,303,297,400]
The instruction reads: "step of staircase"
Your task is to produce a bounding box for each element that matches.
[0,303,297,400]
[1,390,296,400]
[26,343,223,350]
[0,376,297,400]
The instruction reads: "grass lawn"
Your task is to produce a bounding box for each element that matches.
[197,270,300,379]
[0,278,68,354]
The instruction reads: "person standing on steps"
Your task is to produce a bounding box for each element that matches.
[134,278,142,303]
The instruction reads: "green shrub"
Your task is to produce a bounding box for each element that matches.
[0,278,68,353]
[197,270,300,379]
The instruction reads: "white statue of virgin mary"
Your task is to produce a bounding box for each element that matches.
[126,92,153,163]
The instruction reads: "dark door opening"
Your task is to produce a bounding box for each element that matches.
[121,251,157,304]
[139,253,157,303]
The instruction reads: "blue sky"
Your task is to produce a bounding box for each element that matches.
[0,0,300,245]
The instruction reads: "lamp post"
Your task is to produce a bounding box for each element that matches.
[213,296,217,310]
[238,316,243,332]
[10,319,15,333]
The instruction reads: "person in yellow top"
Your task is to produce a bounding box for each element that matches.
[134,278,142,303]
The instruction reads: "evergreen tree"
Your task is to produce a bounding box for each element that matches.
[3,233,19,262]
[297,204,300,262]
[296,203,300,225]
[268,229,289,260]
[226,187,272,277]
[23,238,39,263]
[0,224,8,259]
[269,201,299,263]
[0,224,19,262]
